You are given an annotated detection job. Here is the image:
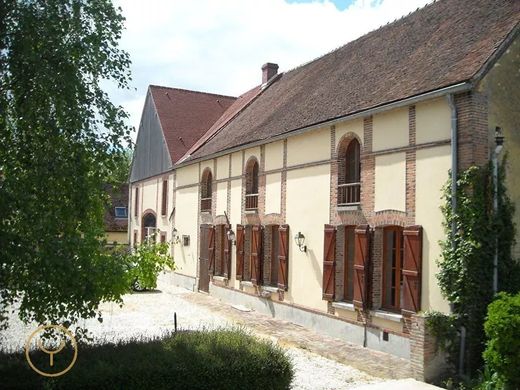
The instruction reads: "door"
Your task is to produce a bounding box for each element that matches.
[198,224,211,292]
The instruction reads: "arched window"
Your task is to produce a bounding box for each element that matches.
[201,169,212,212]
[245,159,259,210]
[338,138,361,206]
[142,212,157,243]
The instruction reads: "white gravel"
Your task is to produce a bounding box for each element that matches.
[0,273,380,389]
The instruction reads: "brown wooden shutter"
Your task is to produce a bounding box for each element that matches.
[208,226,215,276]
[322,225,336,301]
[278,225,289,290]
[402,225,423,315]
[236,225,244,280]
[223,224,231,278]
[161,180,168,216]
[353,225,370,309]
[251,225,262,285]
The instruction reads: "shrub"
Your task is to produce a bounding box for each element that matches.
[125,241,175,290]
[0,329,294,389]
[482,292,520,389]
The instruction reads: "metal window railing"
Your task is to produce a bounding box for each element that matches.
[338,182,361,206]
[245,193,259,210]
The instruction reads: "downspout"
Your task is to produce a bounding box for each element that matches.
[447,93,465,377]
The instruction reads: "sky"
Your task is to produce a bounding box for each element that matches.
[107,0,432,139]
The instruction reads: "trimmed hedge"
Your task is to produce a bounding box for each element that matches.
[0,329,294,389]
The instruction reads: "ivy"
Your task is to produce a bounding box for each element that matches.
[434,162,520,378]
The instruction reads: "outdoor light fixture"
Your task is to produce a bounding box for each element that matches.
[171,227,180,245]
[495,126,504,155]
[294,232,307,253]
[227,229,236,245]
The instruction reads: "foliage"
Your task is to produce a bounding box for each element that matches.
[0,329,294,389]
[105,148,133,186]
[125,241,175,291]
[481,292,520,389]
[0,1,132,330]
[425,311,458,354]
[436,163,519,376]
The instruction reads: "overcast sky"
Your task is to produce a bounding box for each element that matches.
[107,0,432,139]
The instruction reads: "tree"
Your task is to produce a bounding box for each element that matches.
[0,0,133,330]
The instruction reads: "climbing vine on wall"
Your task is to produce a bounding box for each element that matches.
[434,160,519,377]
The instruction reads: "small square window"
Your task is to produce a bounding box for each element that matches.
[115,207,128,218]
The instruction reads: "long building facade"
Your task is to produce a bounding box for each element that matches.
[128,0,520,381]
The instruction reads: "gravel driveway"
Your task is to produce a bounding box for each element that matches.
[1,272,381,389]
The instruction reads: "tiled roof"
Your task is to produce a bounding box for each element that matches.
[184,0,520,162]
[104,183,129,232]
[149,86,236,163]
[178,85,262,163]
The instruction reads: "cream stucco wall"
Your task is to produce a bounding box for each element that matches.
[264,141,284,171]
[287,127,330,166]
[285,165,330,312]
[106,231,128,245]
[481,36,520,259]
[416,98,451,144]
[416,145,451,313]
[373,107,409,151]
[336,118,363,149]
[216,156,229,180]
[174,186,199,278]
[231,152,242,177]
[176,164,199,187]
[265,173,282,215]
[374,153,406,212]
[216,182,228,216]
[244,147,261,170]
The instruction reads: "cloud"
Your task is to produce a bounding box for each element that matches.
[106,0,431,138]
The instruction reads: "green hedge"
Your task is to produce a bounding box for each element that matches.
[482,292,520,389]
[0,329,294,389]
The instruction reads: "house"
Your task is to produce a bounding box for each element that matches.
[104,183,129,246]
[128,0,520,381]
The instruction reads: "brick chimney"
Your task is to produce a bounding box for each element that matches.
[262,63,279,84]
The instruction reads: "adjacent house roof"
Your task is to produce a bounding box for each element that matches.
[149,86,237,164]
[183,0,519,163]
[104,184,129,233]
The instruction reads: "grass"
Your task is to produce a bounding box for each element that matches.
[0,328,294,389]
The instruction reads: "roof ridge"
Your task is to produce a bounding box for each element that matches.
[148,84,237,100]
[282,0,437,76]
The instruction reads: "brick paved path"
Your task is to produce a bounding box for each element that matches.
[182,290,412,380]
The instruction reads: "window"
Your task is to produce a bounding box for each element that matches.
[214,225,231,278]
[266,225,279,287]
[200,169,212,212]
[383,226,404,311]
[343,226,356,302]
[338,138,361,206]
[134,187,139,217]
[160,231,166,243]
[161,180,168,216]
[142,212,157,243]
[133,230,138,248]
[245,159,259,210]
[115,207,128,219]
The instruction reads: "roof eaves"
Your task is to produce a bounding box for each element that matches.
[174,80,472,169]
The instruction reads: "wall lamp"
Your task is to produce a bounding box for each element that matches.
[171,227,180,245]
[294,232,307,253]
[227,228,236,245]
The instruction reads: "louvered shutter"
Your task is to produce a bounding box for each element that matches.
[278,225,289,290]
[353,225,370,309]
[208,226,215,275]
[251,225,262,285]
[402,225,422,315]
[236,225,244,280]
[223,224,231,278]
[322,225,336,301]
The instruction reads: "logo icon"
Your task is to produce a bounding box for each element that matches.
[25,324,78,377]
